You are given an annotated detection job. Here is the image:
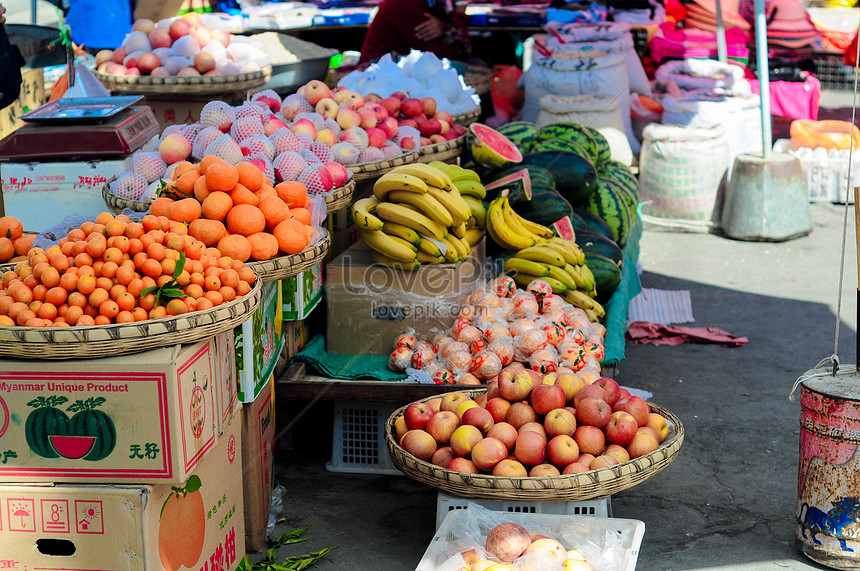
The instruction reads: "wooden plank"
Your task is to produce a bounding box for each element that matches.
[275,362,466,402]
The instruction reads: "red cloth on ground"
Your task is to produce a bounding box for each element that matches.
[359,0,470,64]
[626,321,749,346]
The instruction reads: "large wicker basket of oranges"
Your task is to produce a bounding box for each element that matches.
[0,211,263,359]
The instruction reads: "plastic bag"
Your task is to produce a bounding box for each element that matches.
[266,484,286,535]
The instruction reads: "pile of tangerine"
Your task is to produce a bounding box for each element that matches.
[0,211,257,328]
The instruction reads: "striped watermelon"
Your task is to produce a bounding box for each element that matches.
[25,398,71,459]
[585,128,612,163]
[528,137,590,161]
[602,176,637,212]
[599,160,638,195]
[534,123,599,163]
[67,398,117,461]
[585,180,633,247]
[496,121,539,153]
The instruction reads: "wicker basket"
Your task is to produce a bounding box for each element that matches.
[246,229,330,282]
[94,67,272,96]
[385,390,684,502]
[0,278,263,360]
[463,65,493,96]
[453,106,481,127]
[102,177,153,215]
[417,135,466,164]
[322,178,356,213]
[349,151,420,182]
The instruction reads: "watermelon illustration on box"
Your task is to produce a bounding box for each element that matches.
[0,334,230,484]
[0,412,246,571]
[235,280,284,403]
[281,261,323,321]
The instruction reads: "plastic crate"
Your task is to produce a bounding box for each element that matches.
[773,138,858,203]
[416,506,645,571]
[326,400,406,476]
[813,51,859,91]
[436,491,612,530]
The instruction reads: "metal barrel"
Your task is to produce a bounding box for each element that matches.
[797,372,860,569]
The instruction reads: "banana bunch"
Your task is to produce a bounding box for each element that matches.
[429,161,488,245]
[350,163,476,268]
[486,196,554,252]
[503,237,606,322]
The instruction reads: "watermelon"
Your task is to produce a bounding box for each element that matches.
[534,123,599,163]
[576,230,623,266]
[491,164,556,189]
[586,252,623,303]
[485,168,532,205]
[469,123,523,168]
[513,184,574,227]
[585,127,612,163]
[599,160,638,194]
[528,137,590,161]
[584,180,633,247]
[25,405,70,459]
[496,121,539,153]
[521,151,598,204]
[573,208,615,240]
[69,408,116,461]
[601,176,638,212]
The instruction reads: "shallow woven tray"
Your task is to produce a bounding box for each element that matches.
[417,135,466,164]
[0,278,262,360]
[94,66,272,96]
[246,229,330,282]
[349,151,420,182]
[102,177,152,215]
[385,390,684,502]
[322,179,356,213]
[453,106,481,127]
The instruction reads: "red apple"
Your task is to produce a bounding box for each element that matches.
[546,434,579,467]
[485,397,512,423]
[440,392,470,413]
[425,410,460,445]
[573,425,605,456]
[461,406,494,435]
[421,96,437,116]
[365,93,382,103]
[530,384,566,415]
[400,429,437,461]
[575,397,611,428]
[380,96,401,117]
[544,408,576,438]
[404,402,434,431]
[486,380,500,400]
[617,387,632,401]
[506,402,537,430]
[447,457,479,473]
[590,455,619,470]
[434,110,454,125]
[487,422,518,453]
[492,458,527,477]
[514,430,546,466]
[302,80,331,106]
[498,366,533,402]
[562,461,590,474]
[450,424,483,457]
[573,384,608,408]
[614,396,650,427]
[394,415,408,443]
[431,446,456,467]
[471,437,508,471]
[605,411,638,446]
[426,397,442,413]
[517,422,546,439]
[594,377,621,406]
[168,18,191,41]
[529,463,560,477]
[646,412,669,442]
[604,443,630,464]
[401,98,424,117]
[627,428,659,459]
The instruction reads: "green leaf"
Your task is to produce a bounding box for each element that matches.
[141,286,158,297]
[184,474,202,494]
[174,252,186,278]
[5,229,10,239]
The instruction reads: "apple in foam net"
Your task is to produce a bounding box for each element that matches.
[336,107,361,130]
[487,422,518,453]
[514,430,546,466]
[400,429,437,461]
[471,437,508,471]
[530,383,566,415]
[546,434,580,470]
[404,402,434,431]
[431,446,455,467]
[290,118,317,139]
[314,98,338,119]
[450,424,483,457]
[264,117,287,136]
[316,128,338,147]
[323,162,349,187]
[302,80,331,106]
[614,395,651,427]
[594,377,622,406]
[605,411,638,446]
[365,127,387,149]
[506,402,537,430]
[485,397,511,423]
[573,425,605,456]
[544,407,576,438]
[576,397,612,428]
[461,406,494,435]
[425,410,459,445]
[440,392,469,413]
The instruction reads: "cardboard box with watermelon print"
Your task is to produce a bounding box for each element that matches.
[235,280,284,404]
[0,333,232,484]
[0,409,246,570]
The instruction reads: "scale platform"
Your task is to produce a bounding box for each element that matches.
[0,100,160,161]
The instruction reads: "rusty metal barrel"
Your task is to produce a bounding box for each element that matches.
[797,372,860,569]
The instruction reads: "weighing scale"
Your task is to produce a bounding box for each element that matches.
[0,96,160,161]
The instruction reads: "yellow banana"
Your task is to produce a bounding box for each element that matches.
[511,273,567,293]
[392,163,455,191]
[450,221,467,239]
[454,179,487,199]
[427,185,470,225]
[563,289,604,316]
[370,251,421,270]
[387,189,454,227]
[447,234,469,260]
[514,214,554,240]
[416,250,444,264]
[448,167,481,183]
[541,241,579,266]
[462,196,487,229]
[464,227,484,246]
[577,264,596,292]
[360,229,418,263]
[486,198,534,251]
[417,236,443,258]
[372,172,428,201]
[350,197,384,231]
[564,264,588,291]
[457,235,472,258]
[547,264,576,290]
[375,202,447,241]
[548,237,585,265]
[515,245,566,267]
[382,221,421,246]
[504,258,549,277]
[434,236,458,262]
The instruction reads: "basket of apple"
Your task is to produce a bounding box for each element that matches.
[93,13,272,96]
[384,370,684,502]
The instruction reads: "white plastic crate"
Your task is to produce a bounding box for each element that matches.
[326,400,406,476]
[436,491,612,530]
[774,139,858,204]
[417,505,645,571]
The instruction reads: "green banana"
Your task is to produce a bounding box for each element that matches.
[577,263,596,293]
[382,222,421,246]
[448,167,481,183]
[563,289,605,317]
[564,264,589,291]
[516,245,566,267]
[462,196,487,229]
[360,229,418,263]
[547,264,576,290]
[504,258,550,277]
[540,241,580,266]
[454,179,487,199]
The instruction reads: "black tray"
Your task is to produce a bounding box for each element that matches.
[20,96,145,125]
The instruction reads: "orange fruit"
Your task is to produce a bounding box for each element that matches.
[229,183,259,207]
[255,184,277,201]
[259,196,291,231]
[201,192,233,221]
[225,205,265,236]
[238,267,256,284]
[188,219,228,247]
[171,161,197,179]
[0,217,23,241]
[193,175,211,202]
[275,181,308,208]
[0,238,14,262]
[13,234,34,257]
[273,219,310,254]
[150,197,174,217]
[290,207,312,226]
[236,161,265,191]
[172,169,201,196]
[196,297,214,311]
[216,235,252,262]
[205,162,239,192]
[247,232,279,261]
[166,198,203,224]
[199,155,228,174]
[166,298,188,315]
[95,212,115,226]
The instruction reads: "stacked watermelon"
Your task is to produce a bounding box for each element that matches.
[486,121,640,303]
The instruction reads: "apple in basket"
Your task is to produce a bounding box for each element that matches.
[404,402,434,431]
[614,395,651,427]
[604,411,638,446]
[505,402,537,430]
[485,397,512,424]
[646,412,669,442]
[399,430,436,462]
[425,411,459,445]
[440,391,470,413]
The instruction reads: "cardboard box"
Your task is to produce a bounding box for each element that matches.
[0,412,246,571]
[235,280,284,403]
[325,240,485,355]
[241,377,274,553]
[146,94,245,130]
[214,329,240,436]
[0,68,46,140]
[0,335,230,484]
[134,0,184,22]
[0,157,133,232]
[281,262,323,321]
[326,206,360,261]
[283,319,309,360]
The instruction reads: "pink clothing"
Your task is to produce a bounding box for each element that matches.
[748,75,821,121]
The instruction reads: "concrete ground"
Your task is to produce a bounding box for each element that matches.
[265,200,859,571]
